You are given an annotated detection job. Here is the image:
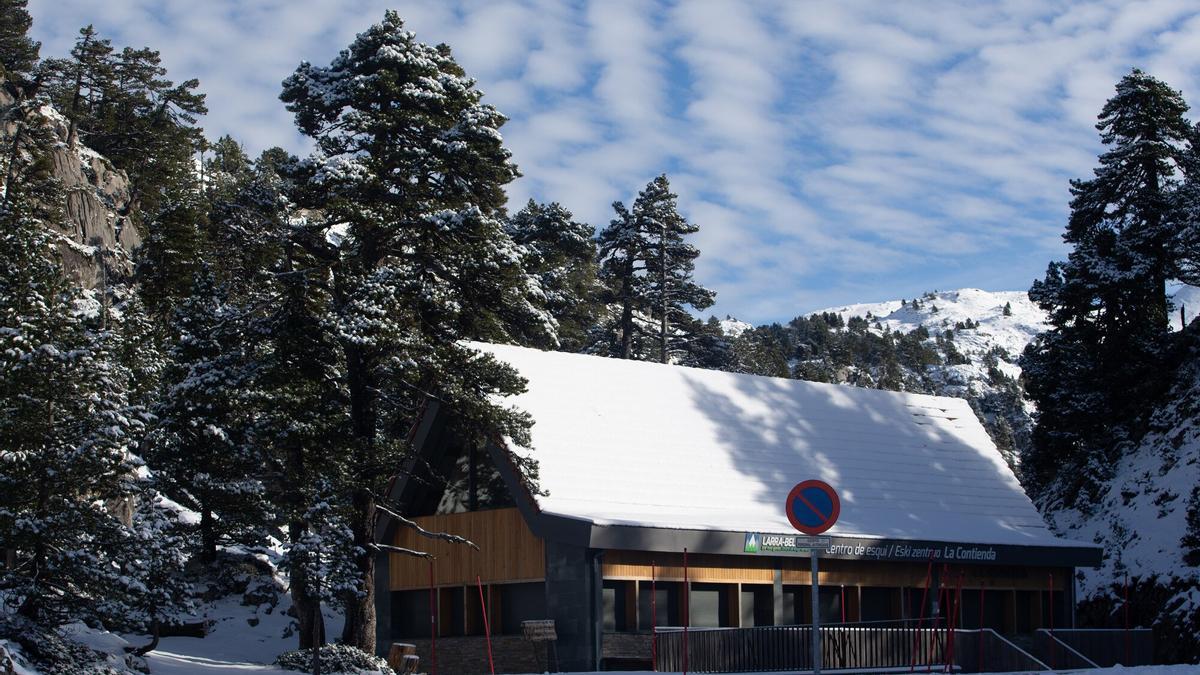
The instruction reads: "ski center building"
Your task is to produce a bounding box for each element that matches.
[375,343,1101,673]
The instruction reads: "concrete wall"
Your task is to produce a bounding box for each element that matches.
[544,540,598,671]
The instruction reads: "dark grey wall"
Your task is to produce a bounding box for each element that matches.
[544,539,598,671]
[375,552,392,655]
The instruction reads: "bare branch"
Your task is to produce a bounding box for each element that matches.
[371,543,434,559]
[374,502,480,551]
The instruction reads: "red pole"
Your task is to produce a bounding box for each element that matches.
[946,571,962,673]
[930,566,947,673]
[476,576,495,675]
[428,561,437,675]
[1048,573,1055,670]
[910,554,934,672]
[1124,574,1131,665]
[841,585,846,624]
[978,587,985,674]
[683,548,689,675]
[651,560,657,671]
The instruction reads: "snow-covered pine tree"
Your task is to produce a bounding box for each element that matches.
[145,267,268,565]
[203,135,252,202]
[0,0,39,81]
[597,200,649,358]
[0,110,150,630]
[1022,69,1194,502]
[248,187,353,650]
[681,316,735,370]
[205,144,291,298]
[1171,123,1200,289]
[280,11,552,651]
[506,199,600,351]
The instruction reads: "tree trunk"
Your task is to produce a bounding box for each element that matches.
[340,344,378,653]
[199,506,216,565]
[340,488,377,653]
[289,523,325,650]
[312,569,323,675]
[659,227,667,364]
[132,619,161,656]
[620,255,634,359]
[18,475,50,621]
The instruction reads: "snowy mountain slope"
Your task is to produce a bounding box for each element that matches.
[1045,336,1200,653]
[718,317,753,337]
[812,288,1047,379]
[1050,368,1200,596]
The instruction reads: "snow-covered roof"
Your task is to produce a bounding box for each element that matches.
[476,342,1086,550]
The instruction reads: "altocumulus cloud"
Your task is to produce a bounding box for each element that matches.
[27,0,1200,324]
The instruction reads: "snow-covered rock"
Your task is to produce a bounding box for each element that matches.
[717,317,752,337]
[0,78,139,290]
[1170,284,1200,331]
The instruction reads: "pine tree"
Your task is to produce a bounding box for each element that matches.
[136,185,208,316]
[280,12,551,651]
[40,29,207,222]
[681,316,735,370]
[597,175,715,362]
[203,134,252,203]
[250,197,352,650]
[145,268,268,565]
[0,0,39,81]
[597,200,648,358]
[1022,70,1194,501]
[1171,125,1200,288]
[637,175,716,362]
[39,25,114,145]
[0,112,151,630]
[204,144,289,296]
[506,199,600,351]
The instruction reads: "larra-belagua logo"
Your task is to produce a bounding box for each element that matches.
[744,532,759,553]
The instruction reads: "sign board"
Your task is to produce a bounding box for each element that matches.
[785,479,840,535]
[521,619,557,642]
[744,532,831,553]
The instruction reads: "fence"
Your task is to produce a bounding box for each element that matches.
[653,620,1055,673]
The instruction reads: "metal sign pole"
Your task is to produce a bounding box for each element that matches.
[811,549,821,675]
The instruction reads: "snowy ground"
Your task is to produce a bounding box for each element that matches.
[136,663,1200,675]
[561,670,1199,675]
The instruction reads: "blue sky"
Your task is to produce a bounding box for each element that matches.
[26,0,1200,324]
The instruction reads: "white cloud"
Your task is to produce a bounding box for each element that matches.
[24,0,1200,324]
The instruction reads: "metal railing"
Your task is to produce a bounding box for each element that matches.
[1036,628,1154,667]
[652,620,1062,673]
[1033,629,1098,670]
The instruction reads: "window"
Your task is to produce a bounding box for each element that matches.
[861,587,897,622]
[499,582,547,635]
[741,585,774,627]
[390,590,431,638]
[638,581,679,629]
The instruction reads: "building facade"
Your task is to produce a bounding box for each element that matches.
[375,344,1101,672]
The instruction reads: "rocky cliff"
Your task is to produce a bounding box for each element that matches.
[0,80,140,288]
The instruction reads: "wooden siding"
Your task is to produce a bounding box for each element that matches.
[388,507,544,590]
[602,550,1070,591]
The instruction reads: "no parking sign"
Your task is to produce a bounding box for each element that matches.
[785,479,840,535]
[785,478,840,675]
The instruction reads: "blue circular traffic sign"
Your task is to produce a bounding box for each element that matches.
[786,480,840,535]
